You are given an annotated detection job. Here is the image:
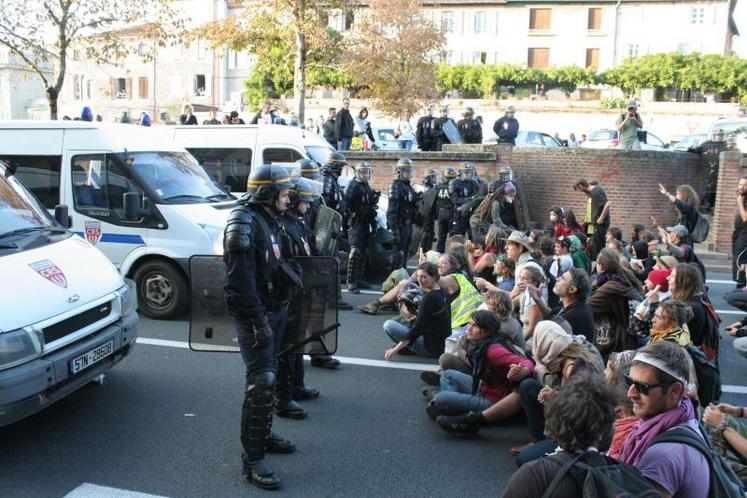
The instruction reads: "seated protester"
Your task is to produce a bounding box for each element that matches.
[551,238,574,278]
[630,223,646,244]
[517,266,546,349]
[667,263,709,352]
[725,315,747,360]
[607,238,628,259]
[474,254,515,293]
[649,300,693,347]
[606,226,624,244]
[562,208,584,237]
[535,236,556,268]
[561,235,590,274]
[606,351,638,459]
[655,254,678,271]
[555,268,596,343]
[383,263,451,360]
[630,240,656,281]
[485,225,507,255]
[638,229,658,244]
[702,403,747,486]
[658,184,701,243]
[588,248,643,355]
[466,236,497,285]
[548,206,567,239]
[427,311,535,434]
[659,224,707,280]
[618,341,710,497]
[501,375,619,498]
[503,231,546,301]
[632,267,673,336]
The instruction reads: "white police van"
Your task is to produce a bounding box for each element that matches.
[170,124,335,194]
[0,121,233,319]
[0,158,138,426]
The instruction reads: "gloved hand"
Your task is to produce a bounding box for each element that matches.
[248,316,273,349]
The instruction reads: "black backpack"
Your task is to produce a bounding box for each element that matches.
[542,452,662,498]
[686,345,722,407]
[651,424,745,498]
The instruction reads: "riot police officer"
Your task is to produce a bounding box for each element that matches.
[387,158,419,268]
[420,168,438,252]
[321,151,353,314]
[450,162,479,237]
[276,177,323,420]
[434,167,457,253]
[297,158,322,182]
[297,158,323,248]
[345,162,379,293]
[223,164,301,490]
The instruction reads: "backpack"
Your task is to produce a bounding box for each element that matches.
[691,213,711,243]
[700,295,722,361]
[651,424,745,498]
[542,452,662,498]
[686,345,722,407]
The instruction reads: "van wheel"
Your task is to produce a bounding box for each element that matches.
[133,261,188,320]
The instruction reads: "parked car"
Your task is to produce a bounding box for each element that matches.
[484,130,561,147]
[369,127,421,151]
[709,118,747,151]
[673,132,707,152]
[580,128,669,150]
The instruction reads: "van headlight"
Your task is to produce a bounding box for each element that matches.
[199,224,225,255]
[0,328,42,371]
[115,279,138,316]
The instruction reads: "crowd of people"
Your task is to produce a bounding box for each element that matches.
[343,159,747,497]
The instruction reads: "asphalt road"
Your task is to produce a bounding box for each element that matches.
[2,256,747,498]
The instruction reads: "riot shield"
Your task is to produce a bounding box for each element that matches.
[442,120,463,145]
[313,205,343,257]
[189,255,238,352]
[419,188,437,220]
[189,255,339,355]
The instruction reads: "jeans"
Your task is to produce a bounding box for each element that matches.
[338,137,352,151]
[430,370,494,416]
[516,439,558,468]
[725,288,747,313]
[517,377,546,440]
[398,140,413,151]
[383,319,431,357]
[735,337,747,359]
[236,309,288,378]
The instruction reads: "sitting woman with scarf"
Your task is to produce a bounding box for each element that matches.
[560,235,590,274]
[648,300,693,347]
[425,310,534,435]
[588,248,643,356]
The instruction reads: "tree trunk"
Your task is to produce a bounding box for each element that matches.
[294,22,307,123]
[47,87,58,120]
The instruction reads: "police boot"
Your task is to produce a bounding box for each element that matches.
[275,357,307,419]
[310,355,341,369]
[347,248,359,294]
[241,371,281,490]
[291,354,320,400]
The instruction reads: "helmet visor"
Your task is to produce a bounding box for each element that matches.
[293,178,323,202]
[356,167,373,183]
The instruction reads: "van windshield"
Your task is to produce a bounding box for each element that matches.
[120,151,231,204]
[0,162,58,239]
[305,145,334,166]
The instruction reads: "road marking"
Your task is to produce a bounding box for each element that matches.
[717,310,742,316]
[342,289,382,295]
[137,337,190,349]
[724,385,747,394]
[64,484,170,498]
[707,279,736,285]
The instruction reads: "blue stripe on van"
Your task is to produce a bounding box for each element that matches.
[74,232,145,245]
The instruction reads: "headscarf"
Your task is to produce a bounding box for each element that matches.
[532,320,576,373]
[567,235,582,253]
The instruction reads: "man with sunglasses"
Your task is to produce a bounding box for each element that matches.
[619,341,710,498]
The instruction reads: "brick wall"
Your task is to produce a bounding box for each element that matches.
[711,151,747,254]
[344,147,708,237]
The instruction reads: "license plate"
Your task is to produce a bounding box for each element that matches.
[70,341,114,374]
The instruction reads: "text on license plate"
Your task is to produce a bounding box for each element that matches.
[70,341,114,374]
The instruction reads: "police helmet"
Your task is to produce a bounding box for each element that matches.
[247,164,295,205]
[459,161,476,179]
[289,177,322,205]
[423,168,437,180]
[397,284,424,314]
[324,151,347,174]
[396,157,415,178]
[296,158,322,182]
[442,167,457,181]
[355,162,373,183]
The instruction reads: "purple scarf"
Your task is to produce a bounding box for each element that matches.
[618,398,695,466]
[593,272,628,289]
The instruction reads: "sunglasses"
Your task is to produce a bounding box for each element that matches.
[624,373,668,395]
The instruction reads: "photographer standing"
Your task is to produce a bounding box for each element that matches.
[615,101,643,151]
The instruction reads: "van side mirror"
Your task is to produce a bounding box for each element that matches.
[54,204,72,228]
[223,184,232,194]
[124,192,141,221]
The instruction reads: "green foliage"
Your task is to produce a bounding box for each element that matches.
[599,97,627,109]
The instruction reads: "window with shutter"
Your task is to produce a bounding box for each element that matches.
[529,9,551,30]
[587,8,602,30]
[138,77,148,99]
[585,48,600,69]
[527,48,550,68]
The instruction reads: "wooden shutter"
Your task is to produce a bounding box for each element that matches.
[125,78,132,100]
[138,77,148,99]
[585,48,600,69]
[528,48,550,68]
[587,8,602,30]
[530,9,551,30]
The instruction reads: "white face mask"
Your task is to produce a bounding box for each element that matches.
[550,214,558,222]
[506,196,514,204]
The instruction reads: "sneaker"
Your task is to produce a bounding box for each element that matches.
[436,413,480,436]
[357,299,381,315]
[421,386,439,401]
[419,371,441,386]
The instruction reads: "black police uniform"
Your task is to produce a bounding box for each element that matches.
[434,180,454,253]
[420,178,437,252]
[345,177,378,290]
[387,177,418,268]
[224,195,302,489]
[322,172,345,215]
[450,177,479,236]
[416,114,438,151]
[434,116,455,151]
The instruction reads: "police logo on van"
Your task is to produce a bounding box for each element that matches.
[29,259,68,288]
[85,221,102,245]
